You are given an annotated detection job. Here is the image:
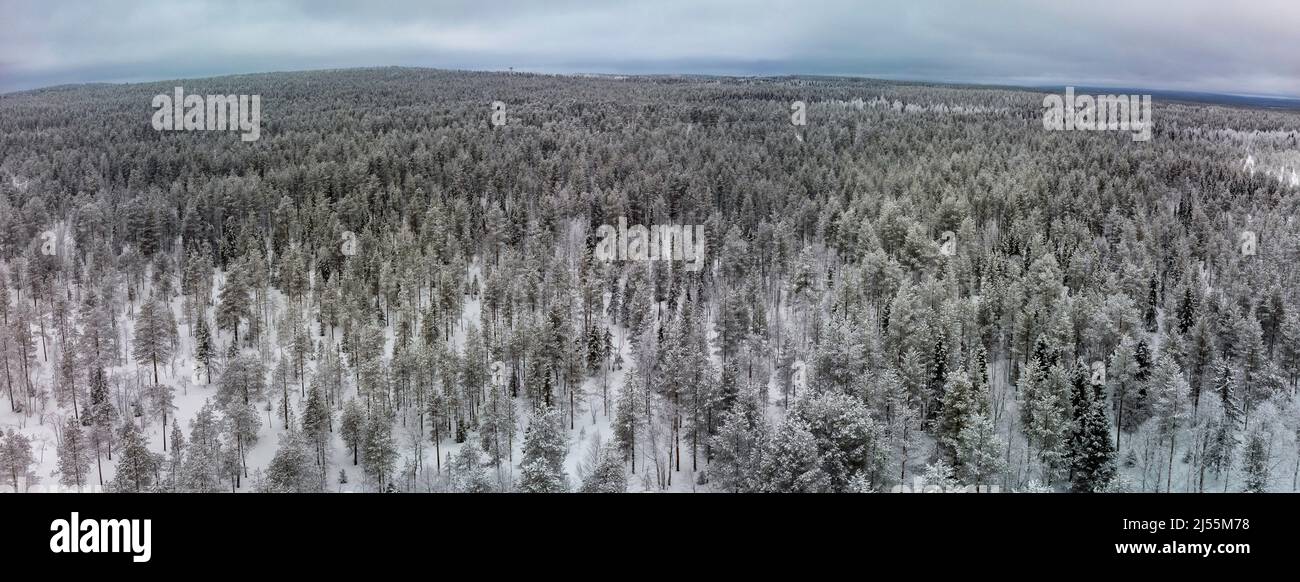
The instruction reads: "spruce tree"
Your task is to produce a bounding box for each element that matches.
[613,372,641,472]
[194,315,214,383]
[1068,367,1117,492]
[579,441,628,493]
[937,369,980,461]
[167,419,185,491]
[518,406,569,492]
[1242,430,1270,493]
[112,421,160,492]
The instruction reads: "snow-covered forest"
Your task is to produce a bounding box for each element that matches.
[0,68,1298,493]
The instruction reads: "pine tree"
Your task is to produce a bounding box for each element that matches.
[56,416,92,490]
[86,367,116,485]
[708,408,763,492]
[340,398,364,466]
[1107,336,1140,446]
[301,383,331,469]
[220,400,260,489]
[480,388,516,470]
[1020,362,1070,483]
[132,298,176,384]
[613,372,641,472]
[216,263,250,346]
[180,403,222,492]
[145,382,176,450]
[953,414,1006,491]
[216,354,264,406]
[1151,354,1188,492]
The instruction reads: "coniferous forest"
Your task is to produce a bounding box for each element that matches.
[1,67,1298,493]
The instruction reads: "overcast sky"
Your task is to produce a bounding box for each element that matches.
[3,0,1298,95]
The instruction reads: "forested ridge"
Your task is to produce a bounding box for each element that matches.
[0,67,1298,493]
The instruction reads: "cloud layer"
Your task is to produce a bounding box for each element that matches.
[3,0,1298,95]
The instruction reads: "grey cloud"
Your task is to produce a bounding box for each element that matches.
[2,0,1298,95]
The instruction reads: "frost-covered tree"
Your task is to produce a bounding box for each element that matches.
[789,391,884,492]
[518,406,569,492]
[613,371,642,472]
[1242,429,1270,493]
[216,354,265,406]
[264,424,322,493]
[1069,364,1116,492]
[132,298,176,384]
[1150,354,1189,492]
[340,398,364,466]
[937,368,982,462]
[111,421,161,492]
[301,383,332,469]
[362,409,397,490]
[953,414,1005,491]
[56,416,92,490]
[755,416,828,492]
[216,263,250,346]
[166,419,185,491]
[451,434,493,493]
[0,428,35,492]
[181,403,222,492]
[194,315,214,383]
[1107,336,1141,446]
[578,437,627,493]
[1019,362,1070,483]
